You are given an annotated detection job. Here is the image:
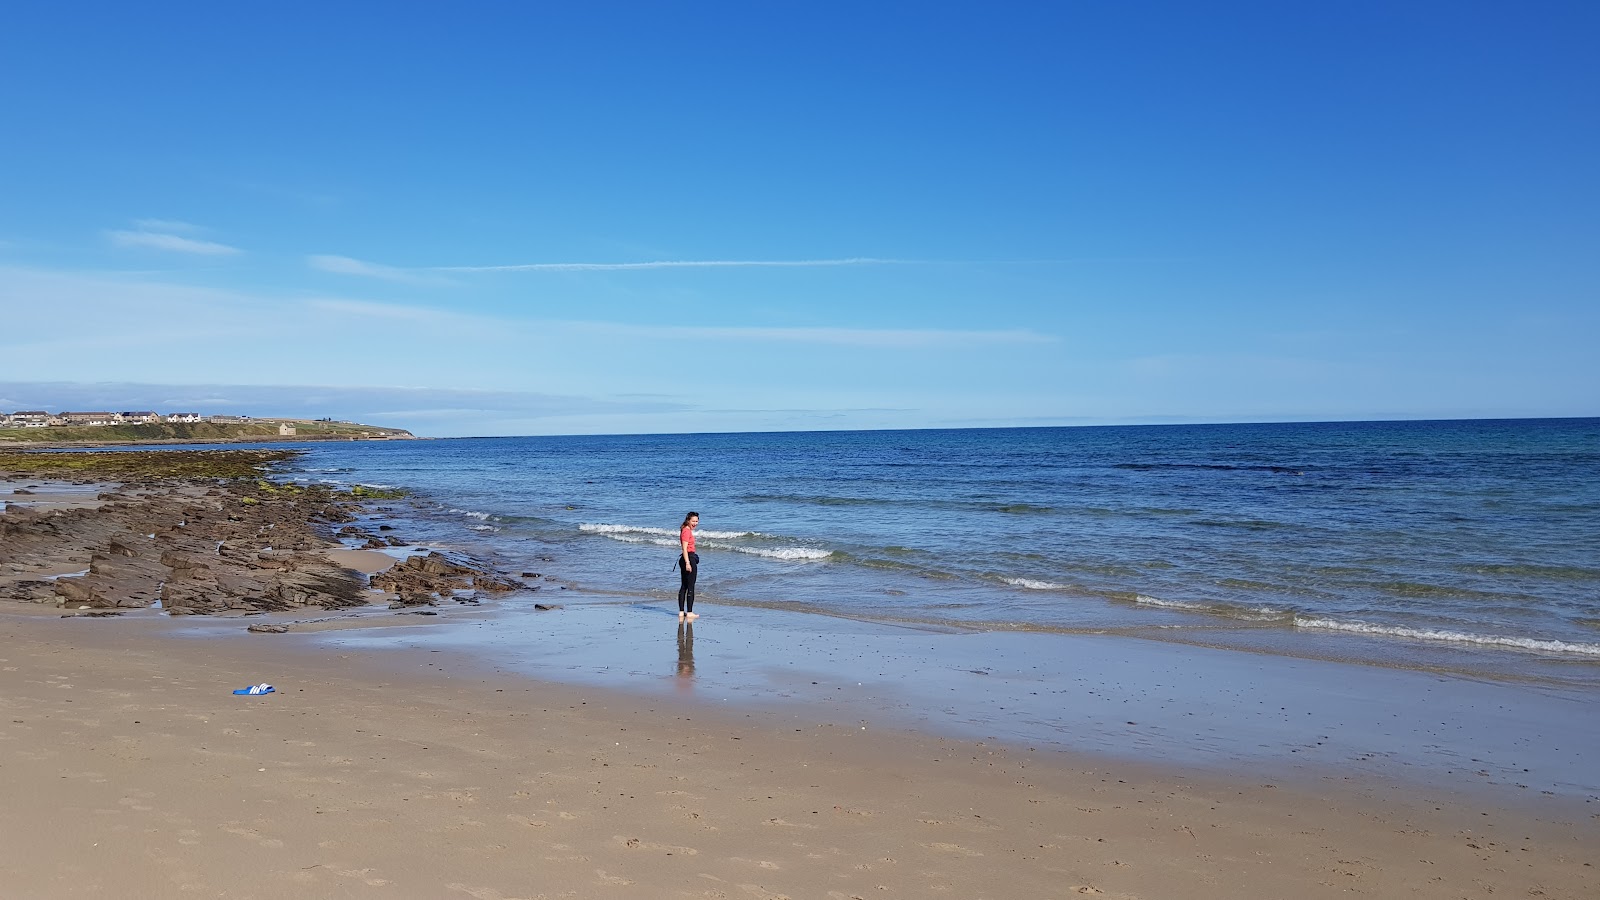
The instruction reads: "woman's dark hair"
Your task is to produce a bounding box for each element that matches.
[681,511,699,528]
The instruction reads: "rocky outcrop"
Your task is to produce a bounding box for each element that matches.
[2,468,524,617]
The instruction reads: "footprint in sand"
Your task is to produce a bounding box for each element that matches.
[332,867,391,887]
[764,817,819,830]
[445,884,538,900]
[617,835,699,855]
[924,842,982,856]
[504,813,547,828]
[594,870,635,886]
[220,823,284,848]
[727,857,780,870]
[736,884,793,900]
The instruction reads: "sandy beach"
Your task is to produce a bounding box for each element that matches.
[0,611,1594,898]
[2,456,1597,898]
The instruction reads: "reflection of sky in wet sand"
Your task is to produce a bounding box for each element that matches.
[315,596,1600,803]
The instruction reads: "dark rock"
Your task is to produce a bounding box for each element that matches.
[55,578,111,608]
[4,581,56,602]
[533,603,562,611]
[473,574,520,593]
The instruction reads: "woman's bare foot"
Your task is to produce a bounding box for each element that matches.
[685,612,699,620]
[678,611,687,620]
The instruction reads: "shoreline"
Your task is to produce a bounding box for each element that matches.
[311,592,1600,806]
[4,450,1597,895]
[3,611,1596,898]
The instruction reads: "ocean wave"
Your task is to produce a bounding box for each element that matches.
[1455,563,1600,581]
[578,522,818,558]
[451,508,494,521]
[1004,577,1069,590]
[1134,594,1289,621]
[1293,616,1600,656]
[1116,463,1306,475]
[730,546,833,561]
[993,503,1055,514]
[578,523,761,539]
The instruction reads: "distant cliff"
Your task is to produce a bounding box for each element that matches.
[0,420,415,444]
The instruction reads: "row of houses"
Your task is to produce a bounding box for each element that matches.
[2,411,217,428]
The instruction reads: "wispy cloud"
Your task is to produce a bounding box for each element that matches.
[625,323,1055,348]
[303,297,1056,348]
[307,254,442,284]
[432,257,909,273]
[107,225,241,255]
[131,218,202,234]
[308,254,913,279]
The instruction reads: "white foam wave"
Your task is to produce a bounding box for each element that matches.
[1135,595,1287,620]
[732,546,833,561]
[469,524,498,532]
[580,522,669,536]
[1004,577,1068,590]
[1294,617,1600,656]
[579,523,760,539]
[451,508,493,520]
[1134,594,1207,611]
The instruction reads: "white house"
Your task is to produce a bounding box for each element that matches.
[10,411,54,427]
[166,413,202,423]
[120,411,160,424]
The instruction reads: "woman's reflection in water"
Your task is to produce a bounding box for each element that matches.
[675,620,696,688]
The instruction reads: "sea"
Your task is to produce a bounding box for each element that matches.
[275,418,1600,690]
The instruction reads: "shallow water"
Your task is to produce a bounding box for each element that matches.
[277,419,1600,686]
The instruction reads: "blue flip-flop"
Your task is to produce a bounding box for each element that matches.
[232,683,275,695]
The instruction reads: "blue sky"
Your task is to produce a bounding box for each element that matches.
[1,2,1595,436]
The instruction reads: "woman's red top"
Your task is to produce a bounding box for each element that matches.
[681,526,696,553]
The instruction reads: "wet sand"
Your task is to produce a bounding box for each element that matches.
[2,610,1596,899]
[319,598,1600,803]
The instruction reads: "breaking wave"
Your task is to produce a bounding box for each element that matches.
[1004,577,1070,590]
[578,523,761,539]
[1293,617,1600,656]
[578,523,829,561]
[1133,594,1289,621]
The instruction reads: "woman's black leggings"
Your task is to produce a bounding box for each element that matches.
[678,552,699,612]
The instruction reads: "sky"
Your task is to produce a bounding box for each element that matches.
[1,2,1595,436]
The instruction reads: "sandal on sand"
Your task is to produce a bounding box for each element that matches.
[232,683,276,695]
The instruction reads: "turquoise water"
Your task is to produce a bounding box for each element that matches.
[281,419,1600,684]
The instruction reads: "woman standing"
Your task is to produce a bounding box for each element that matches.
[677,511,700,620]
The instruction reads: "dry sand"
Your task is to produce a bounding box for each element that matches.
[2,614,1594,900]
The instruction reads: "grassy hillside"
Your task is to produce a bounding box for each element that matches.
[0,421,413,444]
